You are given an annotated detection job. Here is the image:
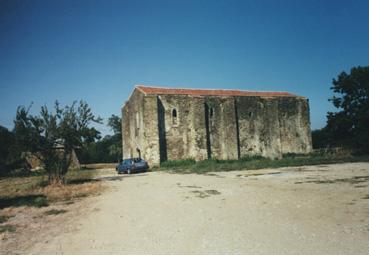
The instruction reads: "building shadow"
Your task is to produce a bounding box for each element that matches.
[157,98,167,162]
[204,103,212,159]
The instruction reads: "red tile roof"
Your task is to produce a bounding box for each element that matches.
[136,85,300,98]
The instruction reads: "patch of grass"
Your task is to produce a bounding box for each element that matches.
[176,183,202,188]
[0,168,103,210]
[160,158,196,168]
[296,175,369,185]
[81,163,117,170]
[0,195,48,209]
[0,167,46,178]
[191,189,221,198]
[204,189,221,195]
[191,190,210,198]
[44,209,67,215]
[0,224,16,233]
[159,153,369,174]
[0,215,12,223]
[66,168,99,183]
[33,196,49,207]
[0,175,45,197]
[41,180,102,202]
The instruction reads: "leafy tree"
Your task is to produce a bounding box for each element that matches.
[77,114,122,164]
[311,128,330,149]
[107,114,122,135]
[0,125,15,170]
[326,66,369,152]
[107,114,122,161]
[13,101,102,184]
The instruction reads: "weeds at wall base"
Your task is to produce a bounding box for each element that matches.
[158,152,369,174]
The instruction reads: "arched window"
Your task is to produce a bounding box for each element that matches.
[172,108,178,125]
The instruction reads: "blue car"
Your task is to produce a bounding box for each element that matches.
[116,158,149,174]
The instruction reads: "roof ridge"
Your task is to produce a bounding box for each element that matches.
[135,84,293,94]
[135,84,303,98]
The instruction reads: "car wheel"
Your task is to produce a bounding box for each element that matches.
[127,169,131,174]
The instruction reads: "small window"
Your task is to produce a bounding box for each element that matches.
[172,108,178,125]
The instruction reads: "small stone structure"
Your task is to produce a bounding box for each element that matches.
[122,85,312,166]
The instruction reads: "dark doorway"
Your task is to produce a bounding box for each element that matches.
[157,98,167,162]
[136,148,141,158]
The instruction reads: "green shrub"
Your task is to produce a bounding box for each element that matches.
[33,196,49,207]
[0,225,16,233]
[160,158,196,168]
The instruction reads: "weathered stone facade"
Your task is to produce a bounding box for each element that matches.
[122,85,312,166]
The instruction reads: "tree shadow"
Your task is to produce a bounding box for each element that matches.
[67,178,100,185]
[157,98,167,162]
[96,173,148,182]
[0,194,48,209]
[295,175,369,186]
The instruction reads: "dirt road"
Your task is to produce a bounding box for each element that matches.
[14,163,369,254]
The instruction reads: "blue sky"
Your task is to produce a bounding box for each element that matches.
[1,0,369,136]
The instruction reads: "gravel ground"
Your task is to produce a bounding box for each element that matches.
[2,162,369,255]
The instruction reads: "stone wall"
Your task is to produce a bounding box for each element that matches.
[236,96,282,159]
[122,89,145,160]
[236,96,312,159]
[156,95,208,162]
[156,95,240,162]
[278,97,312,154]
[122,90,161,165]
[122,88,312,166]
[204,97,238,160]
[142,95,160,164]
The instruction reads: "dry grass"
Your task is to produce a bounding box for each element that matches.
[0,215,12,223]
[42,181,103,202]
[0,168,104,238]
[44,209,67,215]
[82,163,116,170]
[0,169,104,209]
